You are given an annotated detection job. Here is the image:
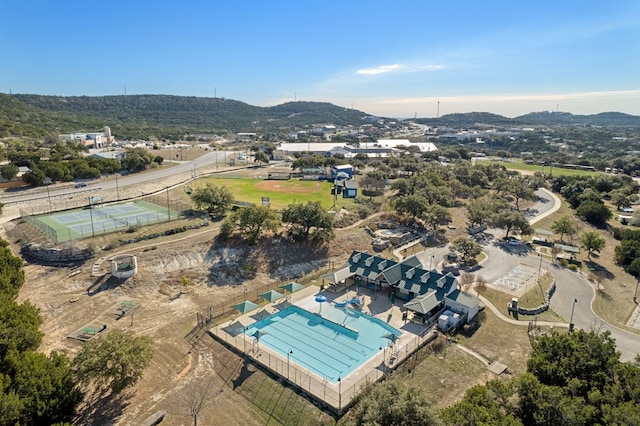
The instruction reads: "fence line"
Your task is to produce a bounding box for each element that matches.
[209,323,437,414]
[192,282,437,414]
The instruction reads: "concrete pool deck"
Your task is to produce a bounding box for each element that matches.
[211,284,436,413]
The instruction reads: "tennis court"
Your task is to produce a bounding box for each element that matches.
[27,200,179,242]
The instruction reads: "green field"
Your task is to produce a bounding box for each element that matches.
[200,177,359,210]
[490,159,599,177]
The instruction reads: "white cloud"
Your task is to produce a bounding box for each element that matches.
[356,64,401,76]
[355,63,445,76]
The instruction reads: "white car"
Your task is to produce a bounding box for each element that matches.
[506,239,520,246]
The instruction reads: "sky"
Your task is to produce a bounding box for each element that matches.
[1,1,639,118]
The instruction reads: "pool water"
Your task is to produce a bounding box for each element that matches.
[244,304,401,383]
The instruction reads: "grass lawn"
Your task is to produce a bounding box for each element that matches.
[494,159,599,177]
[482,272,565,323]
[456,309,539,374]
[390,340,490,409]
[199,177,359,210]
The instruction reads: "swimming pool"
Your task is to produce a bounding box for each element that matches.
[244,304,401,383]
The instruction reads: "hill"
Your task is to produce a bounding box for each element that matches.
[2,94,369,139]
[415,110,640,128]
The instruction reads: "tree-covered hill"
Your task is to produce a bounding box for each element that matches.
[415,110,640,128]
[2,94,370,139]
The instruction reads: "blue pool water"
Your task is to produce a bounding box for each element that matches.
[244,304,401,383]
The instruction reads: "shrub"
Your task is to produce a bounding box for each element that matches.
[560,258,569,267]
[568,264,578,271]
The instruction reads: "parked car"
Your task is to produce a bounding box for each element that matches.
[74,182,87,188]
[506,238,520,246]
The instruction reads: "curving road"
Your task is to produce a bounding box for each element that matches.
[413,188,638,361]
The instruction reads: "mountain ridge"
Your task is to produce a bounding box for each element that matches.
[2,93,639,140]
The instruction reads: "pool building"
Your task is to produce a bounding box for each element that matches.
[211,251,480,414]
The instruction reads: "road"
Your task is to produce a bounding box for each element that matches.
[0,150,230,206]
[415,187,638,361]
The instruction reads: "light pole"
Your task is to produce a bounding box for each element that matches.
[165,187,170,221]
[430,254,435,271]
[243,328,246,354]
[633,275,639,304]
[45,180,52,211]
[337,377,342,412]
[569,298,577,332]
[215,149,218,172]
[115,173,120,201]
[87,197,95,237]
[287,350,293,379]
[537,253,543,282]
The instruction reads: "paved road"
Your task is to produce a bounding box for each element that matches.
[0,150,230,205]
[415,187,639,361]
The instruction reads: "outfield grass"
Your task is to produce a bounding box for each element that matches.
[492,159,599,177]
[200,177,360,210]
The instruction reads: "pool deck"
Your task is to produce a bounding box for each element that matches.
[211,284,435,413]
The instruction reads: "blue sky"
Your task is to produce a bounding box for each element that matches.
[2,1,639,117]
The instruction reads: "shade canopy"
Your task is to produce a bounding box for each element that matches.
[381,332,398,343]
[315,295,328,303]
[259,290,284,303]
[280,282,305,294]
[232,300,260,314]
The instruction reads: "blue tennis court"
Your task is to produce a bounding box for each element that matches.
[244,305,401,383]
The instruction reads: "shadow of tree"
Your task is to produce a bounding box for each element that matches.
[231,360,256,390]
[74,388,131,426]
[585,261,616,280]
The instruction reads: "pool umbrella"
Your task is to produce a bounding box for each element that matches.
[259,290,284,303]
[280,282,305,294]
[381,332,398,345]
[232,300,260,314]
[251,330,268,351]
[315,294,328,313]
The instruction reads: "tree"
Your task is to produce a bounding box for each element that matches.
[421,204,451,233]
[6,350,81,425]
[121,148,152,172]
[576,200,612,227]
[394,194,429,223]
[450,238,482,266]
[474,275,488,298]
[504,176,538,210]
[441,380,521,426]
[222,205,280,245]
[0,299,43,360]
[465,199,493,228]
[0,245,25,299]
[614,239,640,276]
[492,210,532,239]
[73,329,154,394]
[551,215,577,242]
[0,164,19,181]
[361,174,386,199]
[21,168,46,186]
[190,183,233,217]
[153,155,164,166]
[180,378,222,426]
[281,201,334,243]
[253,151,270,167]
[581,231,606,259]
[346,377,439,426]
